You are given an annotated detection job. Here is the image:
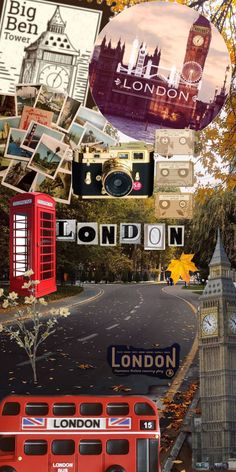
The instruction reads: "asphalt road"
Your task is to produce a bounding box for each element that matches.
[0,283,198,399]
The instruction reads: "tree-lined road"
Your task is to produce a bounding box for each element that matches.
[0,284,197,399]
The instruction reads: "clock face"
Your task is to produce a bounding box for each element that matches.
[193,35,204,46]
[39,65,70,92]
[228,313,236,334]
[202,313,218,336]
[182,61,203,83]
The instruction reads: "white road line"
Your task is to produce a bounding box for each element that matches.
[17,352,54,367]
[130,309,136,314]
[106,324,120,330]
[124,316,131,320]
[78,333,98,342]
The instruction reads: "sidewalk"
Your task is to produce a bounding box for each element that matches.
[0,285,103,324]
[162,283,201,309]
[160,283,200,471]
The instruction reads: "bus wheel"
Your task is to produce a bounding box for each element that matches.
[106,466,126,472]
[0,468,17,472]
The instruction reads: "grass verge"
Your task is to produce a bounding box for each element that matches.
[0,285,83,313]
[182,284,204,291]
[45,285,83,301]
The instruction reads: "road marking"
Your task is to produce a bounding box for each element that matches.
[78,333,98,342]
[124,316,131,320]
[106,324,120,330]
[17,352,54,366]
[130,309,136,314]
[67,289,104,308]
[1,290,105,327]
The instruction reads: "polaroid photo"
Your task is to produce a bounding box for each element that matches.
[0,154,10,177]
[4,128,33,161]
[57,96,81,131]
[74,115,85,126]
[20,106,53,130]
[0,145,5,158]
[77,106,107,131]
[28,134,69,179]
[59,160,72,173]
[35,85,67,124]
[81,123,117,148]
[0,94,17,117]
[15,84,42,115]
[0,116,20,147]
[2,159,36,193]
[64,123,85,149]
[31,172,72,204]
[21,121,65,151]
[59,147,72,174]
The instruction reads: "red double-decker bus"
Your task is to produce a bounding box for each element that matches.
[0,395,160,472]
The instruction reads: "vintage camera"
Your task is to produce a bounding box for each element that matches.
[72,142,154,198]
[154,129,196,157]
[155,193,194,219]
[156,160,194,187]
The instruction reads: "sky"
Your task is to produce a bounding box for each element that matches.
[95,1,231,103]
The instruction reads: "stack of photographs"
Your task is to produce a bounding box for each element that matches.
[0,84,116,203]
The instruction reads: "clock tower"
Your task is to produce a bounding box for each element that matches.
[196,229,236,466]
[181,15,211,86]
[19,6,79,96]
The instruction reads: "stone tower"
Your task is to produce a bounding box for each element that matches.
[196,229,236,467]
[182,14,212,77]
[19,6,79,95]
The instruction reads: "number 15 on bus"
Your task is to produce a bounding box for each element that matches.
[0,395,160,472]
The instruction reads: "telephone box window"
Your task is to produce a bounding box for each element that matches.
[40,212,54,280]
[13,214,29,277]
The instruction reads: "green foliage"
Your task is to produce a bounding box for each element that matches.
[185,188,235,268]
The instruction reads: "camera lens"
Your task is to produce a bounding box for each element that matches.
[105,171,133,197]
[103,159,133,197]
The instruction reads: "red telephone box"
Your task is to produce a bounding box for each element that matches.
[10,192,57,297]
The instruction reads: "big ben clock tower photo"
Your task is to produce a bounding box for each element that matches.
[19,6,79,96]
[181,15,212,86]
[193,229,236,468]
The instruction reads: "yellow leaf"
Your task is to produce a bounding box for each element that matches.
[166,253,198,285]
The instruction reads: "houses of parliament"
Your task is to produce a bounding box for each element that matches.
[90,15,228,130]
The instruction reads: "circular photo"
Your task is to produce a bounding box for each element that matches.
[89,1,232,142]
